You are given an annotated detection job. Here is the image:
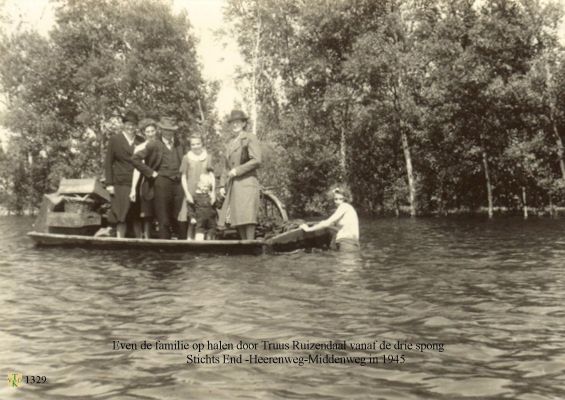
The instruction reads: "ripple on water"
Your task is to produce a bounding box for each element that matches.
[426,377,514,397]
[514,358,565,378]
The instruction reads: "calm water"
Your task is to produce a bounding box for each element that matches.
[1,216,564,400]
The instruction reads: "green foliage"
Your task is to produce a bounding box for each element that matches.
[225,0,565,216]
[3,0,565,216]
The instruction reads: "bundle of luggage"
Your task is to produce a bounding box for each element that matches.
[34,179,111,235]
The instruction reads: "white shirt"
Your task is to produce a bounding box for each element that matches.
[122,132,135,147]
[162,137,173,151]
[326,203,359,242]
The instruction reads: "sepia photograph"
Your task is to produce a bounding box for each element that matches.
[1,0,565,399]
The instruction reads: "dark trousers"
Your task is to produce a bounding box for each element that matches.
[154,176,186,239]
[195,213,217,239]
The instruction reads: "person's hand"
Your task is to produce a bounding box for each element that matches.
[300,223,311,232]
[228,168,237,178]
[106,185,114,195]
[190,218,197,225]
[129,191,136,202]
[219,188,226,197]
[151,171,158,178]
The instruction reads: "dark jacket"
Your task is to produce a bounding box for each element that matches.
[187,192,216,221]
[131,139,185,200]
[104,132,145,186]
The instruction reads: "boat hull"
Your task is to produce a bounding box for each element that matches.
[27,227,334,254]
[28,232,266,254]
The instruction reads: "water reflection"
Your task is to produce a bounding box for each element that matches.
[1,216,565,399]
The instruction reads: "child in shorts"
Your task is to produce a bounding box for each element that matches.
[187,173,217,240]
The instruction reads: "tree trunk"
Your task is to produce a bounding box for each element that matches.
[549,193,555,217]
[552,119,565,179]
[522,186,528,219]
[400,129,416,217]
[340,125,346,181]
[437,179,447,216]
[99,122,105,170]
[438,195,447,216]
[546,62,565,180]
[250,16,261,136]
[481,149,493,218]
[393,192,400,217]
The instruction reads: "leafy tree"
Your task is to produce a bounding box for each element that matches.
[0,0,210,211]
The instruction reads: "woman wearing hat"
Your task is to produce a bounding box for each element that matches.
[218,110,262,240]
[104,110,144,238]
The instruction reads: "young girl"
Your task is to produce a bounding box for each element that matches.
[179,135,215,239]
[300,186,360,251]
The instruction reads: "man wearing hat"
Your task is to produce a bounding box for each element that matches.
[218,109,262,240]
[104,110,145,238]
[132,116,187,239]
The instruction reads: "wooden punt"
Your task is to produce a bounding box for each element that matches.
[28,178,334,254]
[27,227,334,254]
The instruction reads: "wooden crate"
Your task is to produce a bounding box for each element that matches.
[46,211,101,228]
[46,211,102,236]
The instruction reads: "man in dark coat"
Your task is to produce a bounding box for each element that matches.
[104,110,145,238]
[132,116,186,239]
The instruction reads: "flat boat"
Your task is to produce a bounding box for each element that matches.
[27,227,334,254]
[27,178,334,254]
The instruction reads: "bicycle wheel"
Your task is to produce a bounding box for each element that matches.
[258,189,288,230]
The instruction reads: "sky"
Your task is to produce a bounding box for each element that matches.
[0,0,241,72]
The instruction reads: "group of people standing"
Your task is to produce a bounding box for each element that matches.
[104,109,262,241]
[105,108,360,250]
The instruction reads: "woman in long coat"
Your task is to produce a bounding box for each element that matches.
[218,110,262,240]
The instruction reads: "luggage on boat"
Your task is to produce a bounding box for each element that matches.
[34,178,110,235]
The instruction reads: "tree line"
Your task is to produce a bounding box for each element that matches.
[225,0,565,217]
[1,0,565,218]
[0,0,217,214]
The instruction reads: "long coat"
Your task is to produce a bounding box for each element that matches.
[104,133,144,186]
[131,139,184,201]
[218,131,262,227]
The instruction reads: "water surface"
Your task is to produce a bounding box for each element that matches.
[1,216,564,399]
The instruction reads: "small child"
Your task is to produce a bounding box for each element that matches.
[187,173,217,240]
[180,135,214,239]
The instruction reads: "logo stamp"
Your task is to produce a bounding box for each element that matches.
[7,372,23,388]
